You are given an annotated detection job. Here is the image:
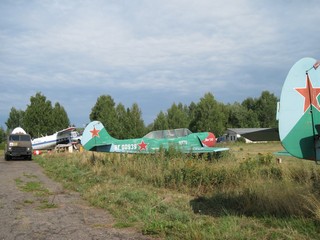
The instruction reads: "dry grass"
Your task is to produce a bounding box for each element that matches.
[35,142,320,239]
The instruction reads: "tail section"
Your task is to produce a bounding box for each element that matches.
[82,121,115,151]
[278,57,320,161]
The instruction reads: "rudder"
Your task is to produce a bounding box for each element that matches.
[81,121,115,151]
[278,57,320,161]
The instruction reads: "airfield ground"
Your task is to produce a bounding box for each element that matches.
[0,155,152,240]
[0,143,319,239]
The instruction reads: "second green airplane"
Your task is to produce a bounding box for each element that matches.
[81,121,229,154]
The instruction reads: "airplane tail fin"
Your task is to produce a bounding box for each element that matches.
[278,57,320,161]
[81,121,115,151]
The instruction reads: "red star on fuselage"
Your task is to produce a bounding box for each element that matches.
[90,127,100,138]
[295,75,320,112]
[138,140,147,151]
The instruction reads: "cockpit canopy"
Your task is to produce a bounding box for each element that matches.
[144,128,192,139]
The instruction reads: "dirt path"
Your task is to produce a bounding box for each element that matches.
[0,157,152,240]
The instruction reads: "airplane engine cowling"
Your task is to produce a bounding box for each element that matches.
[201,132,216,147]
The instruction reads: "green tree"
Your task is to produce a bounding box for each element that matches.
[245,109,260,127]
[167,103,190,129]
[242,97,257,111]
[255,91,278,128]
[127,103,146,138]
[90,95,118,136]
[52,102,70,132]
[153,111,169,130]
[5,107,25,131]
[23,92,53,137]
[23,92,70,137]
[227,103,259,128]
[115,103,128,139]
[188,101,197,123]
[227,103,244,128]
[189,92,227,136]
[0,126,5,144]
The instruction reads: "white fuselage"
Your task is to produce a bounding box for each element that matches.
[32,133,71,150]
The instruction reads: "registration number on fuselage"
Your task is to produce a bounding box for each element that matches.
[114,144,137,151]
[178,140,188,145]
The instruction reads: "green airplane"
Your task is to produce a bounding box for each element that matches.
[278,57,320,162]
[81,121,229,154]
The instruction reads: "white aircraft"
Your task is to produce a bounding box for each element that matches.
[71,130,82,143]
[32,127,76,150]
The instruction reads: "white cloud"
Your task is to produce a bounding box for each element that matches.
[1,0,320,126]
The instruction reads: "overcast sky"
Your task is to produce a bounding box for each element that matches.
[1,0,320,128]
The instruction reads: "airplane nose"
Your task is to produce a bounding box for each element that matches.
[202,132,216,147]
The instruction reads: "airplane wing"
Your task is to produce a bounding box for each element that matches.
[56,127,76,136]
[182,147,229,154]
[241,128,279,141]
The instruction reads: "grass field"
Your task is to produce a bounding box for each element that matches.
[34,142,320,239]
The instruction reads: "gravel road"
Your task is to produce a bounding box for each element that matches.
[0,157,152,240]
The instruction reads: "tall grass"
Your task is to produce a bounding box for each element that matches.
[35,143,320,239]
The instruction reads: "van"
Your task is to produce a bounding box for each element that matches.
[5,132,32,160]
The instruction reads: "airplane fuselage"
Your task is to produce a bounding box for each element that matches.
[32,133,71,150]
[82,121,229,154]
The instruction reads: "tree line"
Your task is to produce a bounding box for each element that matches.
[4,92,70,138]
[1,90,278,142]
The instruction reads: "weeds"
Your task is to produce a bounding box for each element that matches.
[15,174,58,210]
[34,142,320,239]
[304,194,320,221]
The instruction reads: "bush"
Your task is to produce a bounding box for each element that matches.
[236,137,246,143]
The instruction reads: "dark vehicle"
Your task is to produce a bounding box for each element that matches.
[5,132,32,160]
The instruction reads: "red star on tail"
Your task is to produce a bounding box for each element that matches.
[295,74,320,112]
[90,127,100,138]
